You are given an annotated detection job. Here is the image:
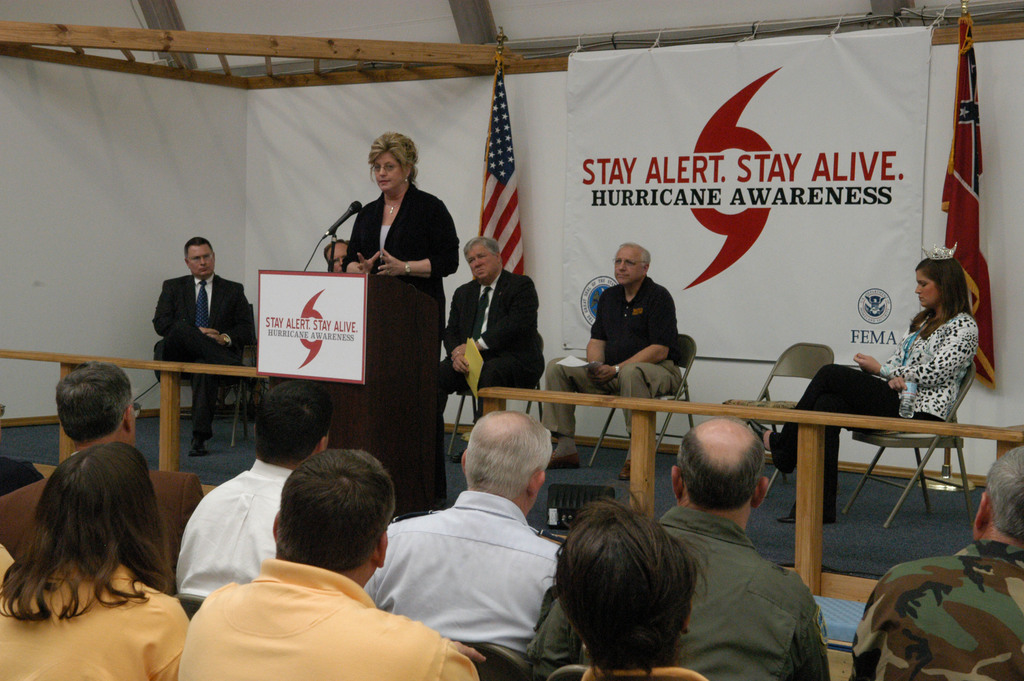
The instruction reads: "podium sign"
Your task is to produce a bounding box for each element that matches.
[257,271,367,383]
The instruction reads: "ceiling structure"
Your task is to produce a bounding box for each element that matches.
[0,1,1022,88]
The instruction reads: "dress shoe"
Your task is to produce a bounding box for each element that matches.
[547,451,580,469]
[189,438,209,457]
[618,460,631,480]
[777,503,836,524]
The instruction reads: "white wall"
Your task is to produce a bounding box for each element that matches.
[0,56,247,414]
[3,36,1022,477]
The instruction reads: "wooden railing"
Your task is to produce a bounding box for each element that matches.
[479,387,1024,600]
[6,350,1022,600]
[0,349,257,471]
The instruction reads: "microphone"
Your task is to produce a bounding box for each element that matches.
[324,201,363,237]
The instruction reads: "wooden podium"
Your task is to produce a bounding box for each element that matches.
[323,277,438,515]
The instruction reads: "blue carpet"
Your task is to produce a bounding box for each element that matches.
[3,417,978,579]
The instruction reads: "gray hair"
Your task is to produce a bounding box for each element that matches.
[676,417,764,510]
[464,236,500,258]
[986,447,1024,542]
[618,242,651,264]
[55,362,132,444]
[464,411,552,499]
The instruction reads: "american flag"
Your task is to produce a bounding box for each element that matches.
[480,63,524,274]
[941,11,995,387]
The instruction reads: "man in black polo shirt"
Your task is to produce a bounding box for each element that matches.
[542,243,682,479]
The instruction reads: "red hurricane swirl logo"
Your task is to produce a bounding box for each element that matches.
[298,290,325,368]
[688,69,779,289]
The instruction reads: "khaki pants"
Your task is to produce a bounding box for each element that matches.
[540,357,681,439]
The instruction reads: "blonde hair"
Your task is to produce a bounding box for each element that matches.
[368,132,418,183]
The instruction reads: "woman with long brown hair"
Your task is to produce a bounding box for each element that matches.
[0,442,188,680]
[763,252,978,524]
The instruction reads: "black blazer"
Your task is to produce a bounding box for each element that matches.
[444,270,544,380]
[152,274,254,354]
[343,183,460,327]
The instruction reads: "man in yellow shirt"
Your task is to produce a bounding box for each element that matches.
[179,449,478,681]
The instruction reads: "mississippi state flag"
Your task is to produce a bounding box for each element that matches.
[480,62,524,274]
[941,12,995,387]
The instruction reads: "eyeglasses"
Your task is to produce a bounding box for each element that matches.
[371,163,399,174]
[187,254,213,263]
[131,402,141,419]
[614,258,642,267]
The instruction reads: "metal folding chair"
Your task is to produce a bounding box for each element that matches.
[723,342,834,493]
[588,334,697,467]
[843,363,976,528]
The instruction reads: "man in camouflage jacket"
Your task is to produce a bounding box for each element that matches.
[850,446,1024,681]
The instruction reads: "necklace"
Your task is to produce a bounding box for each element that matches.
[388,204,396,215]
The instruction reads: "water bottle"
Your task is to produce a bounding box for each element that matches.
[898,381,918,418]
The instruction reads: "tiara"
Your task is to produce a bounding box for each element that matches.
[923,243,957,260]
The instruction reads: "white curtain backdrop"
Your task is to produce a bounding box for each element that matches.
[563,27,933,361]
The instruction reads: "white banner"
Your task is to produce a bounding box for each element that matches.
[563,28,932,361]
[257,271,367,383]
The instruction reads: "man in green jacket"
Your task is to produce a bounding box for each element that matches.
[528,417,830,681]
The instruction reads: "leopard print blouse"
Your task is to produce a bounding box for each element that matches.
[878,312,978,419]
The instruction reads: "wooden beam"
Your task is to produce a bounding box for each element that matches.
[0,44,250,89]
[0,20,514,67]
[996,426,1024,458]
[795,423,825,594]
[120,48,135,62]
[136,0,196,70]
[158,370,180,471]
[265,55,273,77]
[217,53,231,76]
[933,21,1024,45]
[241,54,565,90]
[244,63,492,90]
[629,410,657,518]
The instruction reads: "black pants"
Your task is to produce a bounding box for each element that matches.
[162,325,242,442]
[771,364,941,517]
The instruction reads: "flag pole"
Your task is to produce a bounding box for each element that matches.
[931,0,979,493]
[479,28,505,236]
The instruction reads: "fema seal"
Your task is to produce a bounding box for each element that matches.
[580,276,617,325]
[858,288,891,324]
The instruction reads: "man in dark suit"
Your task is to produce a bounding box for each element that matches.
[153,237,254,456]
[437,237,544,478]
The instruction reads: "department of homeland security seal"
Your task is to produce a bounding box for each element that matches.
[858,288,891,324]
[581,276,617,325]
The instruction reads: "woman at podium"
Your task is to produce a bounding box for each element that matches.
[343,131,460,336]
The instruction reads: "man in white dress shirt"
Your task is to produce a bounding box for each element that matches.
[365,410,558,654]
[176,380,332,596]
